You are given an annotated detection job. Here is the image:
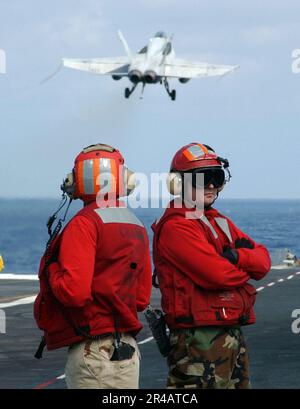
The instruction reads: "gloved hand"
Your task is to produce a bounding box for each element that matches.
[221,246,239,265]
[235,238,254,249]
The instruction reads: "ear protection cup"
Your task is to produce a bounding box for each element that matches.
[124,167,136,196]
[166,172,182,196]
[61,172,76,199]
[61,167,137,199]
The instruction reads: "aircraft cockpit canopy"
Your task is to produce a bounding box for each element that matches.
[154,31,167,39]
[138,46,148,54]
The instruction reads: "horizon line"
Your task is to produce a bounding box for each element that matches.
[0,196,300,201]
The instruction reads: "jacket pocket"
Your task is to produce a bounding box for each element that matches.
[34,292,68,333]
[34,293,48,330]
[191,284,257,325]
[237,283,257,312]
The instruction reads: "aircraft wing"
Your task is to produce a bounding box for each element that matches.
[62,57,130,76]
[164,58,239,79]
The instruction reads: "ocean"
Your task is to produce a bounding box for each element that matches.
[0,198,299,274]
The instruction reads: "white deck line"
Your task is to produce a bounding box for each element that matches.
[1,271,298,282]
[138,336,154,345]
[0,295,37,309]
[1,270,299,312]
[0,274,38,280]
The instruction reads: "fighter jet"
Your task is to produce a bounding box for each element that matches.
[62,31,239,101]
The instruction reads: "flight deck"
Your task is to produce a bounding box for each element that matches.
[0,267,299,389]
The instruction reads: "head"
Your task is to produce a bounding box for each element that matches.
[167,142,231,209]
[61,143,136,204]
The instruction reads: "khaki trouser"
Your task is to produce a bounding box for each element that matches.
[65,333,140,389]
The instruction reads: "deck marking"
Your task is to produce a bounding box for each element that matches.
[0,295,36,309]
[0,274,38,280]
[33,376,63,390]
[0,294,36,303]
[57,374,66,380]
[5,269,299,389]
[1,270,299,309]
[137,336,154,345]
[255,271,300,293]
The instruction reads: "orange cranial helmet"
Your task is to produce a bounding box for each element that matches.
[170,142,224,171]
[167,142,231,196]
[61,143,135,203]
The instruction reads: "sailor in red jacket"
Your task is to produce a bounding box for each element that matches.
[152,142,271,389]
[35,143,152,389]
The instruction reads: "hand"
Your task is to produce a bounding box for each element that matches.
[221,246,239,265]
[235,238,254,249]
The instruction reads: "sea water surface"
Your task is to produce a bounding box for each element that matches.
[0,198,299,274]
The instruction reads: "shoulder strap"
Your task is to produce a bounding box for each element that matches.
[199,215,218,239]
[93,206,144,227]
[214,217,233,243]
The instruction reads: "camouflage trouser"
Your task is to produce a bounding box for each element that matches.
[167,326,250,389]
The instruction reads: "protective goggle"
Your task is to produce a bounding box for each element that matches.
[189,167,226,189]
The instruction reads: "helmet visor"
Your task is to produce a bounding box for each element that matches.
[190,168,225,188]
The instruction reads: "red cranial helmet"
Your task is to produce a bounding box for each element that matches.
[170,142,223,171]
[167,142,230,195]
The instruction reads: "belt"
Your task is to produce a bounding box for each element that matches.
[93,331,135,340]
[93,332,114,340]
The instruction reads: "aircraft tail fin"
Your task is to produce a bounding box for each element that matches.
[118,30,132,61]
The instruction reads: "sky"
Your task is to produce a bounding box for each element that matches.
[0,0,300,199]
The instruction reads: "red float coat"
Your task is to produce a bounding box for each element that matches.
[152,200,271,329]
[34,201,152,350]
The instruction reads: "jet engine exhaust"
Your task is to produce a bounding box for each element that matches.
[128,70,142,83]
[144,70,157,84]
